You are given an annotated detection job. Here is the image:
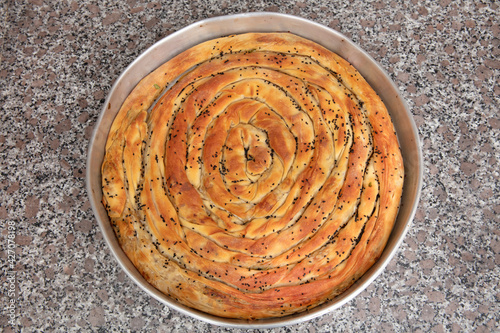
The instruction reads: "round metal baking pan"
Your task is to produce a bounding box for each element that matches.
[87,12,423,328]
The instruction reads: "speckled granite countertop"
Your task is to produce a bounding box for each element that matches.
[1,0,499,332]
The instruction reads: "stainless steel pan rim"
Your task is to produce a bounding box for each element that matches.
[86,12,423,329]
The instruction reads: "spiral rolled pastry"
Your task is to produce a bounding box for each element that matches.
[101,33,404,319]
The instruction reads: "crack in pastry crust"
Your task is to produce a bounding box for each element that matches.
[101,32,404,319]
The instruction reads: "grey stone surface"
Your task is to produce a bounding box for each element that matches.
[0,0,499,332]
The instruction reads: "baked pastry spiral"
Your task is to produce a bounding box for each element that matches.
[101,32,404,319]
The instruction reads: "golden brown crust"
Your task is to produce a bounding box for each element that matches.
[102,32,404,319]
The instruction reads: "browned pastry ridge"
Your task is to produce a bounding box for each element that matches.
[101,32,404,319]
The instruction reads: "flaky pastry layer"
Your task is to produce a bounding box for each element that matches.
[101,32,404,319]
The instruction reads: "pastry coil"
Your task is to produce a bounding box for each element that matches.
[101,32,404,319]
